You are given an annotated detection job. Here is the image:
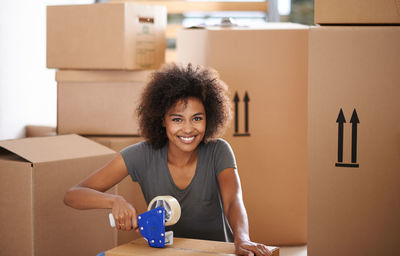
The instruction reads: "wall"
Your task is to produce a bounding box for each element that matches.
[0,0,92,140]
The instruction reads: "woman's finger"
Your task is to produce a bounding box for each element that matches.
[241,244,264,256]
[259,244,272,256]
[237,245,254,256]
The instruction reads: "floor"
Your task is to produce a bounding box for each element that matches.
[279,245,307,256]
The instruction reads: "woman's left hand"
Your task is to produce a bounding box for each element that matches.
[235,240,273,256]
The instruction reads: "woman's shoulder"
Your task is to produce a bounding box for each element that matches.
[121,140,154,154]
[203,138,233,152]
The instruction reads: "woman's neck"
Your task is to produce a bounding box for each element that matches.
[167,144,199,167]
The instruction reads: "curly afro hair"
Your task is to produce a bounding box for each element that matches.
[137,63,232,149]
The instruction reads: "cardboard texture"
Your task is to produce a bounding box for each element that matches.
[105,237,279,256]
[315,0,400,24]
[87,136,148,245]
[25,125,56,137]
[177,23,308,245]
[56,70,153,135]
[308,26,400,256]
[0,134,118,256]
[47,2,166,70]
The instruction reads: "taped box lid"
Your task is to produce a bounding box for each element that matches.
[0,134,115,164]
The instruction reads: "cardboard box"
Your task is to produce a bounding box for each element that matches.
[56,70,153,135]
[0,134,118,256]
[104,237,280,256]
[308,26,400,256]
[177,23,309,245]
[87,136,148,245]
[315,0,400,24]
[87,136,144,152]
[25,125,56,137]
[47,2,166,70]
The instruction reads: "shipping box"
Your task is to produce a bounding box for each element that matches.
[308,26,400,256]
[177,23,309,245]
[104,237,279,256]
[315,0,400,24]
[47,2,166,70]
[87,136,147,245]
[56,70,153,135]
[25,125,56,137]
[0,134,118,256]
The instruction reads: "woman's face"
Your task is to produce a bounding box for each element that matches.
[163,97,206,154]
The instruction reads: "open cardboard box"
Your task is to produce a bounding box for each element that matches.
[0,134,118,255]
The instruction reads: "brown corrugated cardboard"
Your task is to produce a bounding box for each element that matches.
[87,136,144,152]
[87,136,148,245]
[308,26,400,256]
[105,237,280,256]
[0,134,118,256]
[315,0,400,24]
[25,125,56,137]
[56,70,153,135]
[47,2,166,70]
[177,23,309,245]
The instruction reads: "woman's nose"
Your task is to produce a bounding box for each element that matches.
[182,121,194,133]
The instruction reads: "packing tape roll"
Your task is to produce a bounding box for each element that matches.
[148,195,181,226]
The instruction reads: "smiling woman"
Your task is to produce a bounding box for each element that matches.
[64,63,274,256]
[137,63,232,149]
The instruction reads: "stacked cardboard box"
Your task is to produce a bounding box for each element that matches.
[47,2,167,70]
[46,2,166,249]
[177,23,309,245]
[55,70,152,135]
[314,0,400,24]
[47,2,167,136]
[308,2,400,256]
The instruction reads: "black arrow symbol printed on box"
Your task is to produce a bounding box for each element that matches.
[335,108,359,168]
[336,108,346,163]
[233,91,250,137]
[244,92,250,134]
[234,92,240,134]
[350,109,359,164]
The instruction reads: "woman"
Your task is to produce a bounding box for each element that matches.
[64,63,272,256]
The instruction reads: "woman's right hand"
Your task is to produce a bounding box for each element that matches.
[112,195,139,232]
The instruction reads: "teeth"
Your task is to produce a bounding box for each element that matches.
[179,136,195,142]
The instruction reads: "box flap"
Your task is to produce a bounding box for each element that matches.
[0,134,115,164]
[56,70,154,83]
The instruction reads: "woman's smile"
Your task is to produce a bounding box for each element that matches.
[164,97,206,154]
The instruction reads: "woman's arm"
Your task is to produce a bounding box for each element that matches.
[64,153,138,231]
[218,168,272,256]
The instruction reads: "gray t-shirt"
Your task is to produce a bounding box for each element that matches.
[121,138,236,242]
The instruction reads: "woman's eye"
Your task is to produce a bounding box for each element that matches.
[172,118,182,122]
[193,116,203,121]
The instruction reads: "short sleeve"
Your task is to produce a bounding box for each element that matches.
[214,139,237,176]
[120,141,150,182]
